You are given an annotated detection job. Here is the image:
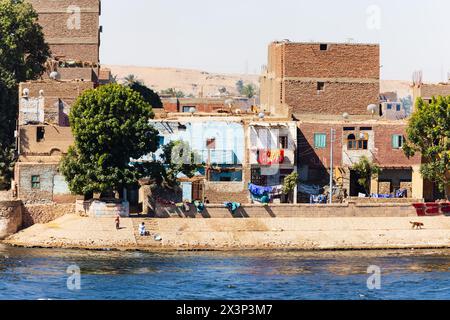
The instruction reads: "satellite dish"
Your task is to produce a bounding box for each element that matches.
[342,112,349,120]
[22,88,29,97]
[49,71,60,80]
[258,112,265,119]
[367,104,377,113]
[189,107,196,114]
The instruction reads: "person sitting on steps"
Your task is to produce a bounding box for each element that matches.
[139,222,147,236]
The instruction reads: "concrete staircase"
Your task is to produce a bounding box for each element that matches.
[132,218,163,247]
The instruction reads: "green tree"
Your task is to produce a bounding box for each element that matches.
[241,83,257,99]
[235,79,244,95]
[0,0,50,189]
[160,88,185,98]
[282,172,299,203]
[129,82,163,109]
[123,74,141,86]
[60,84,158,197]
[159,140,200,187]
[351,156,382,195]
[403,97,450,199]
[282,172,298,194]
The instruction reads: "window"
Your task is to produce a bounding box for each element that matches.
[317,82,325,91]
[347,133,368,150]
[206,138,216,149]
[347,134,357,149]
[156,136,164,148]
[387,103,392,110]
[392,135,405,149]
[360,127,372,131]
[31,175,40,189]
[182,106,196,113]
[36,127,45,142]
[396,104,401,111]
[320,44,328,51]
[314,133,327,149]
[278,136,288,149]
[343,127,355,131]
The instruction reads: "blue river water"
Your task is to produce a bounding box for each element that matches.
[0,244,449,300]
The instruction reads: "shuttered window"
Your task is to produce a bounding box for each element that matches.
[392,135,404,149]
[314,133,327,149]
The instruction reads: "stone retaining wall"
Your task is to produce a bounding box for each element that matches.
[22,203,75,228]
[152,202,419,218]
[0,201,23,239]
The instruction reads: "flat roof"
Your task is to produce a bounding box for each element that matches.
[271,41,379,46]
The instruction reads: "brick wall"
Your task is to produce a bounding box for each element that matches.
[152,202,419,218]
[283,43,379,79]
[26,0,100,62]
[285,81,379,115]
[162,99,227,113]
[203,181,249,204]
[373,124,421,166]
[298,121,421,169]
[298,122,343,169]
[261,42,380,117]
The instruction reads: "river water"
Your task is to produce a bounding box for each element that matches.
[0,244,449,300]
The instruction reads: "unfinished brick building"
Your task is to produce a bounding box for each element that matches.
[296,117,424,200]
[14,0,104,203]
[260,41,380,117]
[26,0,101,63]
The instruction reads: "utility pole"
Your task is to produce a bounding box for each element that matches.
[329,128,336,204]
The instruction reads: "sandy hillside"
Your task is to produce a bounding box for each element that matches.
[106,65,412,99]
[105,65,259,97]
[380,80,413,98]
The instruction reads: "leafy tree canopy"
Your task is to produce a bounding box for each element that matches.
[403,96,450,198]
[351,156,381,195]
[0,0,50,189]
[160,88,185,98]
[129,82,163,109]
[159,140,201,187]
[60,84,158,196]
[241,83,257,99]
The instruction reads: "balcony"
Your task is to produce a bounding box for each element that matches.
[197,149,239,165]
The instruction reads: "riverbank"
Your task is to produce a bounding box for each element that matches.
[2,214,450,251]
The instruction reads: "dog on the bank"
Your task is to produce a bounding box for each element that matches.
[410,221,424,230]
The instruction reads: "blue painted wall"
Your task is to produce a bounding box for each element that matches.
[147,121,245,165]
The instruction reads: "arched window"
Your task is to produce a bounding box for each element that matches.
[347,134,357,149]
[347,133,368,150]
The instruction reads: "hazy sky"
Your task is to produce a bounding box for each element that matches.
[100,0,450,82]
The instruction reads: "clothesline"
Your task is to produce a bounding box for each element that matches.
[248,183,283,196]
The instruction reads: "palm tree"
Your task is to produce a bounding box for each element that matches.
[123,74,142,86]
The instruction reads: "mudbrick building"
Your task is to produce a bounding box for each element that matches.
[138,112,298,213]
[260,41,380,117]
[260,40,439,202]
[14,0,107,203]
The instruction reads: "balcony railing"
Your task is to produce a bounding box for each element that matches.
[197,149,239,165]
